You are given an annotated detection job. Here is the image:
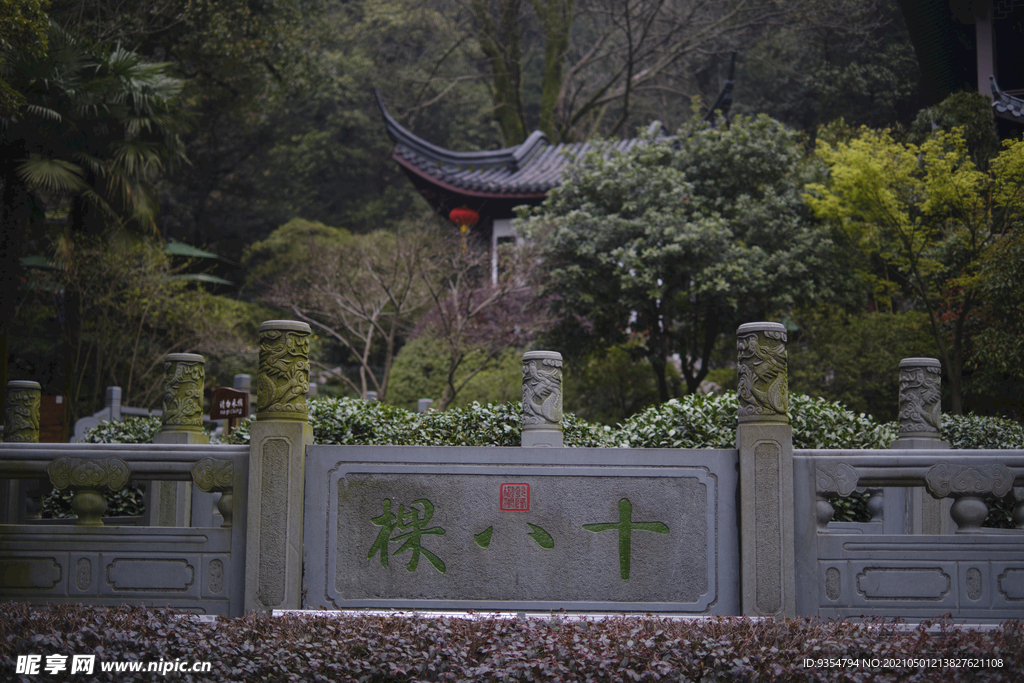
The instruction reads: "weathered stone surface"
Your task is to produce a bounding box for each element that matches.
[897,358,942,438]
[244,420,313,612]
[736,323,788,424]
[736,323,795,617]
[4,381,41,443]
[256,321,311,421]
[521,351,563,448]
[161,354,205,432]
[303,446,739,613]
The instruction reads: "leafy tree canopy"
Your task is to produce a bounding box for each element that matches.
[521,115,855,401]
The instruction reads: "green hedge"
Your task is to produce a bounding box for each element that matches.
[72,397,1022,525]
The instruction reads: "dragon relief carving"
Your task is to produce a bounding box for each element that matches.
[737,330,788,419]
[522,357,562,426]
[898,365,941,434]
[3,383,41,442]
[257,328,310,417]
[162,359,205,428]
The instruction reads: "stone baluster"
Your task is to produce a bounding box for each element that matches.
[736,322,795,617]
[4,381,44,521]
[924,463,1013,533]
[151,353,207,527]
[192,457,234,528]
[865,488,884,522]
[815,461,859,534]
[47,457,131,526]
[521,351,563,448]
[245,320,313,612]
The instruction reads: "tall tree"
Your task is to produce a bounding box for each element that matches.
[470,0,784,143]
[523,116,851,400]
[806,128,1024,414]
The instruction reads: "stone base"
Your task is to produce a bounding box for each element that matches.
[737,422,795,617]
[522,427,563,448]
[245,420,313,612]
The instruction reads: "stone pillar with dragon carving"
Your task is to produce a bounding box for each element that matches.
[892,357,952,534]
[3,381,42,522]
[736,322,796,617]
[521,351,563,447]
[151,353,208,527]
[244,320,314,612]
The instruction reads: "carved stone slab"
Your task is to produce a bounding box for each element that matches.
[924,463,1014,499]
[522,351,563,447]
[816,462,859,497]
[736,323,788,424]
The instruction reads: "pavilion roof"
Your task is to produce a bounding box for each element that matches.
[992,77,1024,124]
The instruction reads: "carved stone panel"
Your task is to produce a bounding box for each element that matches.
[898,358,942,437]
[3,380,41,443]
[736,323,788,424]
[256,320,311,421]
[192,458,233,492]
[815,462,859,497]
[924,463,1014,499]
[48,458,131,492]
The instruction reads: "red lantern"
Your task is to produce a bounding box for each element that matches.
[448,207,479,233]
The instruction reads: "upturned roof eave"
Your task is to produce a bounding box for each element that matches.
[374,89,549,171]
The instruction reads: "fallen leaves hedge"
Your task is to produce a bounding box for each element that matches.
[2,603,1022,682]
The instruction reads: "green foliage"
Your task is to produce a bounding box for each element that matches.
[736,0,925,133]
[228,396,613,448]
[909,91,1001,170]
[807,125,1024,414]
[3,604,1022,680]
[562,339,661,426]
[0,0,49,117]
[789,310,939,422]
[616,391,897,450]
[941,414,1024,450]
[78,416,161,444]
[523,116,851,400]
[387,338,523,412]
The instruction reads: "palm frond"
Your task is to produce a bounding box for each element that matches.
[16,155,88,193]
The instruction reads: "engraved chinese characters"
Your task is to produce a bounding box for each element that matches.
[3,380,41,443]
[522,350,563,447]
[161,354,205,432]
[256,320,311,421]
[736,322,788,423]
[898,358,942,438]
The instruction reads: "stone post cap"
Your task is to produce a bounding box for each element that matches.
[737,322,787,336]
[899,357,941,369]
[234,374,252,391]
[165,353,205,364]
[6,380,41,390]
[259,320,311,334]
[522,350,563,363]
